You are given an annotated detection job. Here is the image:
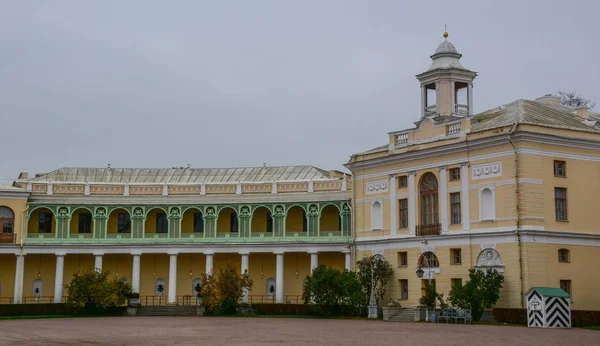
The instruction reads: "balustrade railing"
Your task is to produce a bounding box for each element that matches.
[447,122,461,135]
[396,132,408,144]
[416,224,441,236]
[454,104,469,115]
[0,297,13,304]
[247,295,303,304]
[425,105,437,117]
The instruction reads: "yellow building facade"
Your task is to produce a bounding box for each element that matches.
[346,34,600,311]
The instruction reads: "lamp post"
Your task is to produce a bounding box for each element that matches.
[416,253,433,321]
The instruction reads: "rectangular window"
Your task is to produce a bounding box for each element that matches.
[450,192,461,224]
[398,252,408,267]
[156,213,168,233]
[398,176,408,188]
[118,213,131,233]
[560,280,571,295]
[78,213,92,233]
[3,221,13,233]
[193,213,204,233]
[230,212,238,233]
[451,278,462,290]
[558,249,570,263]
[553,160,566,177]
[38,213,53,233]
[266,212,273,233]
[555,188,568,221]
[399,199,408,228]
[451,248,462,265]
[400,279,408,300]
[449,168,461,181]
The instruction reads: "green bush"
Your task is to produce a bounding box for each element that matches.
[198,263,253,315]
[65,270,132,312]
[302,265,367,315]
[356,255,394,306]
[449,269,504,321]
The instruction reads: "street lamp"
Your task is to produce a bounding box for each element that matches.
[416,266,424,278]
[416,253,434,321]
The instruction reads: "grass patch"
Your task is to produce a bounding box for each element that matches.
[205,314,373,320]
[0,314,122,320]
[583,326,600,330]
[472,320,526,327]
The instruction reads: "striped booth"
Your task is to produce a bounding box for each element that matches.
[525,287,571,328]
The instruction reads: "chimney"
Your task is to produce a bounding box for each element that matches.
[575,106,590,120]
[536,94,562,106]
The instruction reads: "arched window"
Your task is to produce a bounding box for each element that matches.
[0,207,14,233]
[558,249,570,263]
[480,188,495,221]
[419,173,439,225]
[371,201,382,230]
[418,252,439,267]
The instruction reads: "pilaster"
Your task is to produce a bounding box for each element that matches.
[439,166,449,234]
[307,204,320,237]
[408,172,417,236]
[167,207,182,239]
[131,208,146,239]
[93,207,108,239]
[461,163,471,231]
[389,174,397,236]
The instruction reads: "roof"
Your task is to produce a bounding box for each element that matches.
[527,287,570,298]
[426,39,467,72]
[0,184,26,192]
[26,166,335,184]
[472,99,600,133]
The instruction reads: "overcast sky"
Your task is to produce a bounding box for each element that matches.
[1,1,598,182]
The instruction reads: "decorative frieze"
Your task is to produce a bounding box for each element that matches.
[366,179,388,195]
[130,186,163,195]
[206,184,236,195]
[90,185,124,195]
[471,162,502,180]
[241,184,272,194]
[31,184,47,195]
[277,182,309,193]
[314,181,342,192]
[169,185,202,195]
[53,184,85,195]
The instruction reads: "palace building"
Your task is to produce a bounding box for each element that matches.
[345,32,600,310]
[0,166,351,304]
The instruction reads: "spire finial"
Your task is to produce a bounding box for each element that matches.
[443,24,448,40]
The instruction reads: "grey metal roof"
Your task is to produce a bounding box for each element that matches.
[0,184,26,191]
[471,99,600,133]
[28,166,333,184]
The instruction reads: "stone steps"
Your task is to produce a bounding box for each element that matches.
[137,306,198,316]
[387,308,415,322]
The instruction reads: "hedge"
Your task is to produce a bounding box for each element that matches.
[0,304,126,317]
[251,304,363,317]
[492,308,600,327]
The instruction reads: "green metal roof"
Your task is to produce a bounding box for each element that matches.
[530,287,570,298]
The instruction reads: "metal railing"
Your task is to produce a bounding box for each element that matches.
[247,295,303,304]
[0,297,14,304]
[454,104,469,115]
[21,296,66,304]
[416,224,441,236]
[139,295,200,306]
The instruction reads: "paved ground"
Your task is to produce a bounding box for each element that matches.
[0,316,597,345]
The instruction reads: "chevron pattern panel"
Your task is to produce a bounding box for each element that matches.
[544,296,571,328]
[527,290,543,327]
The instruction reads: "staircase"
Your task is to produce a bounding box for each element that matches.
[136,306,198,316]
[387,308,415,322]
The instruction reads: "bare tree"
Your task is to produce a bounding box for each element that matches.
[556,91,596,109]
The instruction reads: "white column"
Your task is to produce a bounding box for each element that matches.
[461,163,471,231]
[13,254,24,304]
[131,254,141,293]
[205,253,214,275]
[344,251,352,271]
[439,166,448,234]
[450,81,456,115]
[408,171,417,235]
[53,254,65,303]
[275,252,284,303]
[435,81,441,112]
[468,82,473,116]
[240,253,249,303]
[420,85,426,118]
[309,252,318,272]
[94,253,103,272]
[168,253,178,304]
[389,174,397,236]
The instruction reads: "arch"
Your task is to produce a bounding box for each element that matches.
[0,206,15,234]
[370,201,383,230]
[145,207,168,234]
[418,252,439,267]
[107,208,131,234]
[265,278,276,296]
[419,172,439,226]
[27,206,56,218]
[217,207,237,233]
[319,203,341,214]
[32,279,44,296]
[475,248,504,272]
[182,207,203,234]
[27,207,55,234]
[251,204,273,214]
[251,206,272,233]
[480,188,495,221]
[285,204,307,214]
[285,206,306,233]
[69,207,94,234]
[320,205,341,232]
[155,278,166,295]
[192,278,202,295]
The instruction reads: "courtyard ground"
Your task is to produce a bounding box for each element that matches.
[0,316,596,345]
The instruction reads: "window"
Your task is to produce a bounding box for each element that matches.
[554,160,566,177]
[0,207,14,234]
[371,201,383,230]
[449,168,460,181]
[451,248,462,265]
[193,213,204,233]
[558,249,570,263]
[480,188,495,221]
[555,188,567,221]
[451,278,462,289]
[419,173,439,225]
[38,213,53,233]
[450,193,461,224]
[266,212,273,233]
[398,176,408,188]
[156,213,168,233]
[118,213,131,233]
[560,280,571,295]
[400,279,409,300]
[399,199,408,228]
[419,252,439,267]
[230,212,238,233]
[397,252,408,267]
[78,213,92,233]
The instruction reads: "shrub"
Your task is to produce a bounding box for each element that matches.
[419,281,438,309]
[356,255,394,306]
[449,269,504,321]
[65,270,132,312]
[198,263,253,315]
[302,265,366,315]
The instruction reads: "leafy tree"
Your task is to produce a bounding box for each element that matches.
[418,281,438,309]
[357,255,394,306]
[302,265,366,315]
[448,268,504,321]
[66,270,132,312]
[198,263,253,315]
[556,91,596,109]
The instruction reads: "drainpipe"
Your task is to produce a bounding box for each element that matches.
[507,123,524,308]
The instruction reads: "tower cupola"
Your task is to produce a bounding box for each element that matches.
[416,31,477,120]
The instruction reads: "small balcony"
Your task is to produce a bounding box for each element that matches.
[454,104,469,116]
[0,233,14,243]
[416,224,441,236]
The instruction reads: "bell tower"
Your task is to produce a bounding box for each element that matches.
[416,30,477,120]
